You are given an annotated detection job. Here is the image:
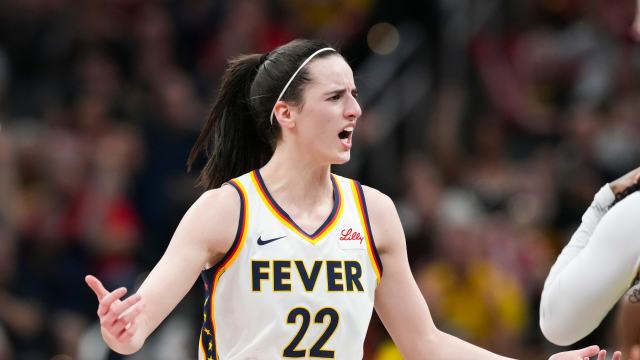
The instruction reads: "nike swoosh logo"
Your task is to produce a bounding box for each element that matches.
[257,235,286,246]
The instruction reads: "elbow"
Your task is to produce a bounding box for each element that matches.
[539,307,582,346]
[423,326,442,347]
[539,283,587,346]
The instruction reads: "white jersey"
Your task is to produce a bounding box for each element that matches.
[198,170,383,360]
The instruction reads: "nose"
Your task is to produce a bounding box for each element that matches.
[344,93,362,120]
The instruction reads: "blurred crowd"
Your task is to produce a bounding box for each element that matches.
[0,0,639,359]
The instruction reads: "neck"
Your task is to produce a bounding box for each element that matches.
[260,144,333,210]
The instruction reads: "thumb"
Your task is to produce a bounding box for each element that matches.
[85,275,109,300]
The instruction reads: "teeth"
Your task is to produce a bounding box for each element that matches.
[344,126,354,132]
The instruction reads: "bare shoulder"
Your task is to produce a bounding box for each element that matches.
[360,185,402,254]
[361,185,395,210]
[197,184,241,210]
[360,185,399,223]
[190,185,241,221]
[181,184,242,255]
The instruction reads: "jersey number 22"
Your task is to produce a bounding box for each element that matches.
[283,307,339,358]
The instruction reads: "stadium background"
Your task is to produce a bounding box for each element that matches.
[0,0,639,359]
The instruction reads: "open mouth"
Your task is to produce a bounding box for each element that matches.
[338,127,354,148]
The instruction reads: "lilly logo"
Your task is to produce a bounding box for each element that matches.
[339,228,364,244]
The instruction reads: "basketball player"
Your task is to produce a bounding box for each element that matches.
[605,4,640,357]
[540,165,640,349]
[86,39,619,359]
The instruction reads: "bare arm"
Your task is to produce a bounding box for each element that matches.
[363,186,618,360]
[85,185,239,354]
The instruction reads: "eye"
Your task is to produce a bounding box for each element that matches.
[351,91,359,99]
[327,93,342,101]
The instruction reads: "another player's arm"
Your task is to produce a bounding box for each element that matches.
[540,166,640,345]
[364,186,616,360]
[85,185,239,354]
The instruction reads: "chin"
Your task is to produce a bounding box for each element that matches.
[332,152,351,165]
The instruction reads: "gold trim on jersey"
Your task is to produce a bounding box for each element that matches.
[250,171,344,245]
[209,178,250,358]
[350,180,382,283]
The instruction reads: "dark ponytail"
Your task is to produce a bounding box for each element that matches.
[188,54,272,189]
[188,39,339,189]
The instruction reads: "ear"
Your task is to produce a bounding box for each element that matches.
[273,101,296,129]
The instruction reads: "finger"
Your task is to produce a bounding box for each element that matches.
[116,321,138,342]
[634,21,640,42]
[106,298,143,329]
[596,349,606,360]
[109,303,143,338]
[85,275,109,300]
[108,317,130,336]
[118,302,144,325]
[97,287,127,316]
[612,350,621,360]
[107,294,141,321]
[575,345,600,357]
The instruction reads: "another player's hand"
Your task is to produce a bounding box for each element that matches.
[548,345,621,360]
[85,275,145,353]
[610,166,640,195]
[632,15,640,41]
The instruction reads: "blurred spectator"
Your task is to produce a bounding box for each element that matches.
[279,0,374,43]
[0,0,639,358]
[135,70,202,266]
[82,125,142,290]
[197,0,294,85]
[417,224,527,355]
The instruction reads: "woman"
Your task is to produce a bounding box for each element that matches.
[540,166,640,348]
[86,39,617,360]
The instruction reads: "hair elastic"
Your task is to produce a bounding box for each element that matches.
[270,47,335,124]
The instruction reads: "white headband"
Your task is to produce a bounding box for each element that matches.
[269,47,335,124]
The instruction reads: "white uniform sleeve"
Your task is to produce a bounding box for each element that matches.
[540,185,640,346]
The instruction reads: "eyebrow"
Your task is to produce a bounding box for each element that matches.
[323,87,358,96]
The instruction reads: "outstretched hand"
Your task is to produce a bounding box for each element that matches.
[85,275,145,349]
[610,166,640,195]
[548,345,621,360]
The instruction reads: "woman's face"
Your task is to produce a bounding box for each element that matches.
[284,55,362,165]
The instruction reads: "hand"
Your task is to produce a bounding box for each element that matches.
[633,14,640,41]
[632,0,640,41]
[85,275,145,353]
[609,166,640,195]
[548,345,621,360]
